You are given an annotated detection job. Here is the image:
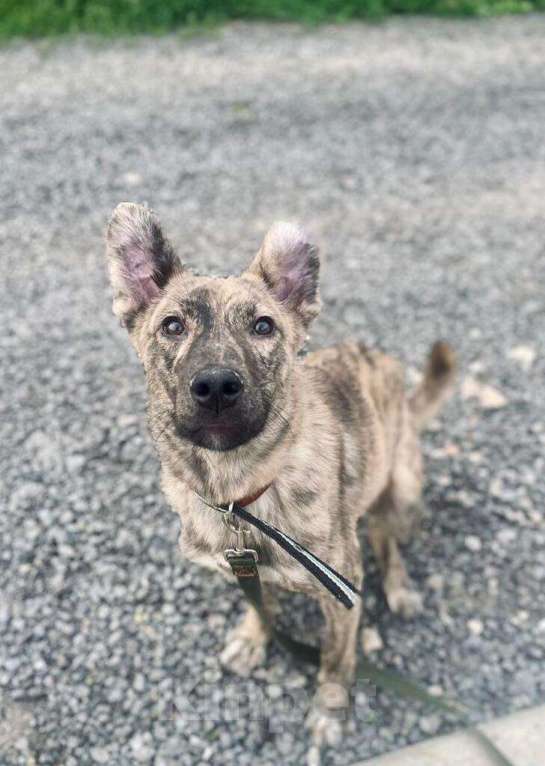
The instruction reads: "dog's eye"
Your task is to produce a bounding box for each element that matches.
[161,316,185,337]
[253,316,275,336]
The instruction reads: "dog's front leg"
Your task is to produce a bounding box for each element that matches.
[220,587,279,676]
[307,576,363,763]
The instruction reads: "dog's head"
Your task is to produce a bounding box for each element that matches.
[106,203,320,454]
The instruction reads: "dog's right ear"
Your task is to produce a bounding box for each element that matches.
[106,203,182,329]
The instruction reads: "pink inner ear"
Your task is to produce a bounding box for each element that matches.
[276,275,296,302]
[123,245,161,306]
[274,248,314,304]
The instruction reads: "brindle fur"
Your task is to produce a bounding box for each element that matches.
[106,203,456,755]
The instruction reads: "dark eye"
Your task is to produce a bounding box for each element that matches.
[161,316,185,337]
[253,316,275,336]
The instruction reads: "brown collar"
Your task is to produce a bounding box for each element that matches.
[234,483,272,508]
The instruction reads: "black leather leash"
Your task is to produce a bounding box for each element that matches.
[197,495,360,609]
[195,492,515,766]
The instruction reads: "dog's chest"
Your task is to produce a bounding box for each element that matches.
[178,494,318,592]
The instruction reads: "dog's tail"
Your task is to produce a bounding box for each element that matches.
[409,341,456,431]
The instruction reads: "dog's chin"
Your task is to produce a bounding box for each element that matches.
[175,416,266,452]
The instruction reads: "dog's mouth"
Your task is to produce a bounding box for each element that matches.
[194,421,237,437]
[174,413,266,452]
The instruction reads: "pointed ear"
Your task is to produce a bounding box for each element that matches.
[246,222,321,327]
[106,203,182,328]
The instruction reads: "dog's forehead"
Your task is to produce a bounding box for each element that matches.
[164,273,271,315]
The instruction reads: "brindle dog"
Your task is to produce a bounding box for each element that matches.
[106,202,456,755]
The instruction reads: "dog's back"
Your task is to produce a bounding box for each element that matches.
[303,338,456,524]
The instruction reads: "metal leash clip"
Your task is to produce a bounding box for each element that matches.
[222,503,258,563]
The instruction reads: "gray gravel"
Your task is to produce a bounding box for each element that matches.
[1,18,545,766]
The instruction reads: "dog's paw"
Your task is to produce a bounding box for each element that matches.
[305,682,347,763]
[220,630,267,676]
[306,744,322,766]
[306,707,343,766]
[386,585,423,618]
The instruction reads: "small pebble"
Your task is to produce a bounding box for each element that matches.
[461,377,508,409]
[362,626,384,654]
[496,528,517,545]
[467,619,484,636]
[90,747,110,764]
[131,733,155,762]
[465,536,482,553]
[426,574,444,592]
[419,715,441,735]
[508,345,536,371]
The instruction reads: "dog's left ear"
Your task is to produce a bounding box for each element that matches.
[246,222,321,327]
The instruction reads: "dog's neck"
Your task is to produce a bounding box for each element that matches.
[231,483,273,508]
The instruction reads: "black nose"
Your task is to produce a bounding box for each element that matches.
[190,367,244,414]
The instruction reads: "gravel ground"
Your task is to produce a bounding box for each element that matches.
[1,17,545,766]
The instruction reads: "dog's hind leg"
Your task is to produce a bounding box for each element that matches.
[367,477,423,619]
[369,342,456,619]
